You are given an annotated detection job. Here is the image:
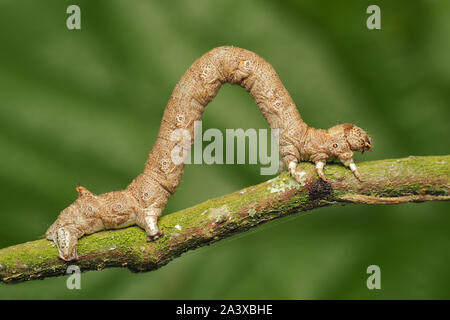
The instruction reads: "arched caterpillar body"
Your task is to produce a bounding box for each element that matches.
[46,46,372,261]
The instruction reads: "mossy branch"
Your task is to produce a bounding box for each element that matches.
[1,155,449,284]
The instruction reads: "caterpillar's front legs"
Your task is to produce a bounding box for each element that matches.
[137,208,163,241]
[288,160,323,184]
[288,160,304,184]
[341,158,362,182]
[313,160,330,182]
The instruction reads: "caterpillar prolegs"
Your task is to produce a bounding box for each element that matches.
[46,46,372,261]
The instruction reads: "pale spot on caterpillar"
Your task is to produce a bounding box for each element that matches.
[159,159,170,172]
[175,114,185,128]
[239,59,251,70]
[199,63,215,82]
[85,206,95,216]
[142,192,151,201]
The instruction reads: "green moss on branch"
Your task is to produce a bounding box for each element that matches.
[1,155,449,283]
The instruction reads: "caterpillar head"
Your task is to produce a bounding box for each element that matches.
[343,123,372,153]
[329,123,372,153]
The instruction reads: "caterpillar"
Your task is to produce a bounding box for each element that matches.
[46,46,372,261]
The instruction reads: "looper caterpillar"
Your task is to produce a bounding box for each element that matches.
[46,46,372,261]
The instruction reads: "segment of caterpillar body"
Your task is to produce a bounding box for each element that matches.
[46,46,372,261]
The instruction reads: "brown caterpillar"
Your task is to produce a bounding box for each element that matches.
[46,46,372,261]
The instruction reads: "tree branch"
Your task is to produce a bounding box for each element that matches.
[1,155,449,284]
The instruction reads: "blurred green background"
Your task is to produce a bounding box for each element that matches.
[0,0,449,299]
